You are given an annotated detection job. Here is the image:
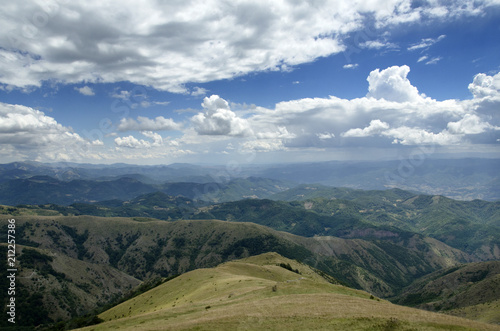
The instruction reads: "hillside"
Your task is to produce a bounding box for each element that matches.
[13,184,500,262]
[0,244,140,327]
[394,261,500,325]
[78,252,500,331]
[0,214,475,327]
[270,185,500,260]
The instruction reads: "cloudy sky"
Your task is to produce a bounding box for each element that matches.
[0,0,499,165]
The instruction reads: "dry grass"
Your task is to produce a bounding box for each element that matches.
[78,253,500,331]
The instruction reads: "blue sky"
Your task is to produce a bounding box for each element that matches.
[0,0,499,165]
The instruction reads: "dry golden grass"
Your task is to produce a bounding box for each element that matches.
[77,253,500,331]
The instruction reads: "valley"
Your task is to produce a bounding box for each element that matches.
[0,160,499,329]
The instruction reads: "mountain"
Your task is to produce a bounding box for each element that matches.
[270,185,500,260]
[0,176,155,205]
[2,158,500,201]
[250,158,500,201]
[161,176,293,202]
[394,261,500,325]
[0,161,225,183]
[81,252,499,331]
[0,175,292,206]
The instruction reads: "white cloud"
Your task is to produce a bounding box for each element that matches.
[75,86,95,96]
[417,55,428,63]
[425,56,442,65]
[366,65,422,102]
[238,65,500,153]
[111,90,132,100]
[191,95,253,136]
[468,72,500,98]
[342,120,390,137]
[114,135,148,149]
[0,2,495,92]
[0,102,98,161]
[117,116,182,132]
[343,63,359,69]
[407,35,446,51]
[317,132,335,140]
[447,114,499,134]
[141,131,163,147]
[359,40,398,49]
[255,126,295,139]
[114,131,164,149]
[382,127,462,145]
[191,87,208,96]
[241,139,285,152]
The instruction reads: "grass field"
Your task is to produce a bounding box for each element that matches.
[78,253,500,331]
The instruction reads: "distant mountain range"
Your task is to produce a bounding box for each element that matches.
[1,158,499,201]
[0,174,292,206]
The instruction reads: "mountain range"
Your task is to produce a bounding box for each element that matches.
[0,160,499,329]
[1,158,499,201]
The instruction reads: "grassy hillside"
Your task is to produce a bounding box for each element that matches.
[11,183,500,261]
[78,252,500,331]
[2,215,472,296]
[394,261,500,325]
[0,244,140,328]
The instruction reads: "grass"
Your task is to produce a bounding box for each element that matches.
[77,252,500,331]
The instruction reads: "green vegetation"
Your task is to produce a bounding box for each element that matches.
[394,261,500,325]
[76,253,500,331]
[0,181,499,329]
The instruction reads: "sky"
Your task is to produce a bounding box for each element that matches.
[0,0,499,165]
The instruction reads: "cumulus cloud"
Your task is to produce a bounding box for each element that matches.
[239,65,500,153]
[468,72,500,98]
[114,131,164,148]
[366,65,421,102]
[75,86,95,96]
[0,102,98,161]
[191,95,253,136]
[117,116,182,132]
[382,127,462,145]
[447,114,499,134]
[0,2,494,92]
[342,120,390,137]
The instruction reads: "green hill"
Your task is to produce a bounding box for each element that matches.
[78,252,500,331]
[394,261,500,325]
[0,214,475,327]
[0,244,140,327]
[270,185,500,260]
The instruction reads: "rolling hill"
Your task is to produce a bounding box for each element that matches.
[0,214,475,327]
[1,178,499,329]
[0,244,140,326]
[77,252,500,331]
[269,185,500,260]
[394,261,500,325]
